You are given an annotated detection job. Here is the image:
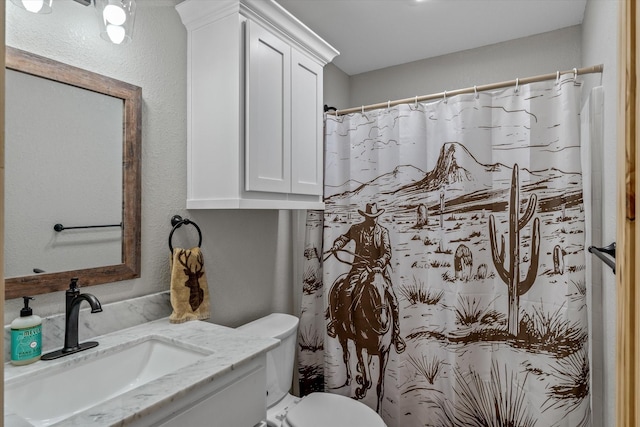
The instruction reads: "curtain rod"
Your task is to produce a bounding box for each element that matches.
[329,64,604,116]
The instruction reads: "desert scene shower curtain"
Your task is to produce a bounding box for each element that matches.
[298,77,591,426]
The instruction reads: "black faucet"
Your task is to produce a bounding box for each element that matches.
[42,278,103,360]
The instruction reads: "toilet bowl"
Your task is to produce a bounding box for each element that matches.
[238,313,386,427]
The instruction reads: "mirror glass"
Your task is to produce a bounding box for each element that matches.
[5,69,123,277]
[4,47,141,299]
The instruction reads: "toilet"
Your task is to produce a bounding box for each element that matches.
[238,313,387,427]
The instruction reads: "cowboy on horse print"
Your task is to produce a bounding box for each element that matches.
[326,203,405,354]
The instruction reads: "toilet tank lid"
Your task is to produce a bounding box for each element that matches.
[237,313,299,340]
[285,393,386,427]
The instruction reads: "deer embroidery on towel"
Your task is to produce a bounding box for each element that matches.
[177,250,205,311]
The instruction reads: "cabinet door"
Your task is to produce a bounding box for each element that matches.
[156,365,266,427]
[291,49,324,196]
[246,20,291,194]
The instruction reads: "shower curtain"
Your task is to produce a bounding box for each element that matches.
[298,76,592,426]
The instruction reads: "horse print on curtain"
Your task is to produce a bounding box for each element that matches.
[298,77,591,426]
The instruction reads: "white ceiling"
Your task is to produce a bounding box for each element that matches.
[275,0,588,76]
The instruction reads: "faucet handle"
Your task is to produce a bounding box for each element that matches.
[68,277,80,292]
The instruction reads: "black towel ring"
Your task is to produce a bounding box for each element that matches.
[169,215,202,253]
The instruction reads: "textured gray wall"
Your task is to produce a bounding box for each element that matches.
[347,25,582,107]
[5,0,287,327]
[323,62,350,112]
[5,0,189,321]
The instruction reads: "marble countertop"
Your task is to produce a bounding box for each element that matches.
[4,318,279,426]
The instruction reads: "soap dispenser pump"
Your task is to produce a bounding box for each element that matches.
[10,296,42,365]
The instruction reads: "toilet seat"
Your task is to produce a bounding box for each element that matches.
[282,393,386,427]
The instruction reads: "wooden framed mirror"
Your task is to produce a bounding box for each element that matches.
[4,47,141,299]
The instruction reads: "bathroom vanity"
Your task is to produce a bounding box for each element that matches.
[4,319,278,426]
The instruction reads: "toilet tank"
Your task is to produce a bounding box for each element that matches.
[237,313,299,408]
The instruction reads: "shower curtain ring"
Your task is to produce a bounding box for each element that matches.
[474,85,478,99]
[573,67,578,82]
[514,78,519,94]
[414,95,418,107]
[555,71,560,85]
[388,100,391,110]
[361,105,365,114]
[443,90,447,104]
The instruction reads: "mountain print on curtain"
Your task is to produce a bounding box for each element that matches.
[298,77,591,427]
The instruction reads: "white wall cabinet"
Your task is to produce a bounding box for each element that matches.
[177,0,338,209]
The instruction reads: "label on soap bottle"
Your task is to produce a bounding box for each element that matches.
[11,325,42,361]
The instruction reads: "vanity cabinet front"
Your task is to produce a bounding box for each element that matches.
[177,0,338,210]
[153,359,266,427]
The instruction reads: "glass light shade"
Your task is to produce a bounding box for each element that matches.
[95,0,136,45]
[103,4,127,25]
[9,0,53,14]
[106,24,126,44]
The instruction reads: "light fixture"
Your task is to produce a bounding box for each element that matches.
[95,0,136,45]
[9,0,53,14]
[9,0,136,45]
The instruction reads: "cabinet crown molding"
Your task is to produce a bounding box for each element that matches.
[176,0,339,65]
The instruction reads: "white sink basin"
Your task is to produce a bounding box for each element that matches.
[5,337,210,426]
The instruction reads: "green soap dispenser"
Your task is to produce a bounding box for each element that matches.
[10,296,42,365]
